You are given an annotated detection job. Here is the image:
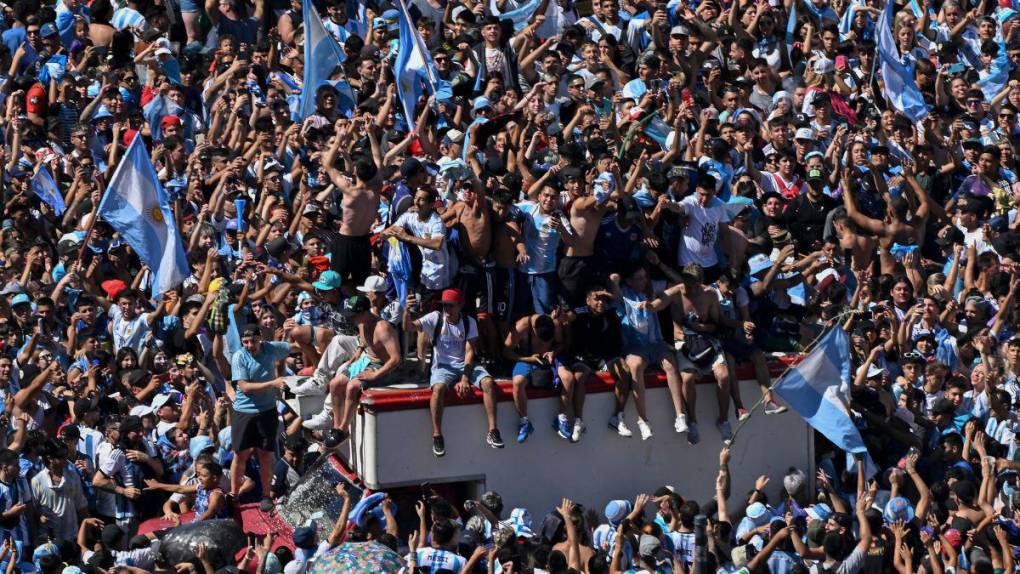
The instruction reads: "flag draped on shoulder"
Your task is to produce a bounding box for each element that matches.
[302,0,347,119]
[98,135,189,297]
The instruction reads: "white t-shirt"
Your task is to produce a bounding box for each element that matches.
[418,311,478,369]
[111,312,151,355]
[396,211,450,290]
[677,195,730,267]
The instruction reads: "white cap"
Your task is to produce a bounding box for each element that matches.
[130,405,154,417]
[794,127,815,141]
[812,58,835,74]
[154,47,173,57]
[357,275,387,293]
[150,393,172,411]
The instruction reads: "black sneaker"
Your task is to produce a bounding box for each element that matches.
[259,497,274,513]
[486,429,504,448]
[432,435,446,457]
[324,428,349,448]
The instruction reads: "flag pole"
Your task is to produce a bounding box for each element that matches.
[75,169,111,265]
[396,0,438,92]
[727,308,855,445]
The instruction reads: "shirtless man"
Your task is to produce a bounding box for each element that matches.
[322,294,401,447]
[558,167,614,312]
[503,314,566,443]
[487,189,530,347]
[831,208,878,276]
[841,164,930,275]
[654,264,731,444]
[443,184,495,357]
[323,120,382,289]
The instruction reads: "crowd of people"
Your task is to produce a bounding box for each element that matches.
[1,0,1020,569]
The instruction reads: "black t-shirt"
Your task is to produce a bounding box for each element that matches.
[568,312,622,363]
[785,192,838,253]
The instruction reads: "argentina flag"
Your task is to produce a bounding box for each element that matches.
[877,0,929,123]
[395,0,436,132]
[30,166,65,217]
[772,326,877,475]
[489,0,542,31]
[302,0,347,119]
[98,135,189,297]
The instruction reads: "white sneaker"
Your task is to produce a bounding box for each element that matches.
[302,412,333,431]
[615,417,633,438]
[289,377,326,396]
[674,414,689,434]
[572,419,586,442]
[637,419,653,440]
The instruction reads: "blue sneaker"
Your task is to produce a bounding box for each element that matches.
[517,419,534,443]
[557,417,571,440]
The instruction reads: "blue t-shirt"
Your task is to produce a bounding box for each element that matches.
[516,201,560,275]
[231,341,291,413]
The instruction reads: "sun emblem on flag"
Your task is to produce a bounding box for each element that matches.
[149,207,164,223]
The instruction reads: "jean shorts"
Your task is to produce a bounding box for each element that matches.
[430,363,493,387]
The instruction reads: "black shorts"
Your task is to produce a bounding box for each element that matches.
[231,408,279,452]
[480,266,514,323]
[557,255,597,311]
[332,233,372,286]
[457,261,485,315]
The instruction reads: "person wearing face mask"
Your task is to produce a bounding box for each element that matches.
[784,166,837,254]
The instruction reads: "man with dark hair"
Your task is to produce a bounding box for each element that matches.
[91,415,162,539]
[322,124,381,289]
[228,324,290,512]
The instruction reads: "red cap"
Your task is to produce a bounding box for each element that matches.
[25,84,47,115]
[101,279,128,299]
[440,288,463,304]
[122,129,139,147]
[160,115,182,129]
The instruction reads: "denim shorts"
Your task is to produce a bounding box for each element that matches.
[430,363,492,387]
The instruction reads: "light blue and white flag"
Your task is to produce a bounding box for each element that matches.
[395,0,436,132]
[142,92,185,141]
[302,0,347,119]
[98,135,189,297]
[30,166,65,217]
[877,0,929,123]
[643,112,672,149]
[787,0,797,61]
[772,326,877,476]
[489,0,542,31]
[978,47,1009,100]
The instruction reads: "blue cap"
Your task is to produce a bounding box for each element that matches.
[39,23,58,38]
[91,105,113,122]
[10,293,31,307]
[472,96,492,113]
[312,270,342,291]
[292,525,317,549]
[604,499,632,525]
[188,435,215,459]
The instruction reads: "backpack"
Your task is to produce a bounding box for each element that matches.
[680,331,720,368]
